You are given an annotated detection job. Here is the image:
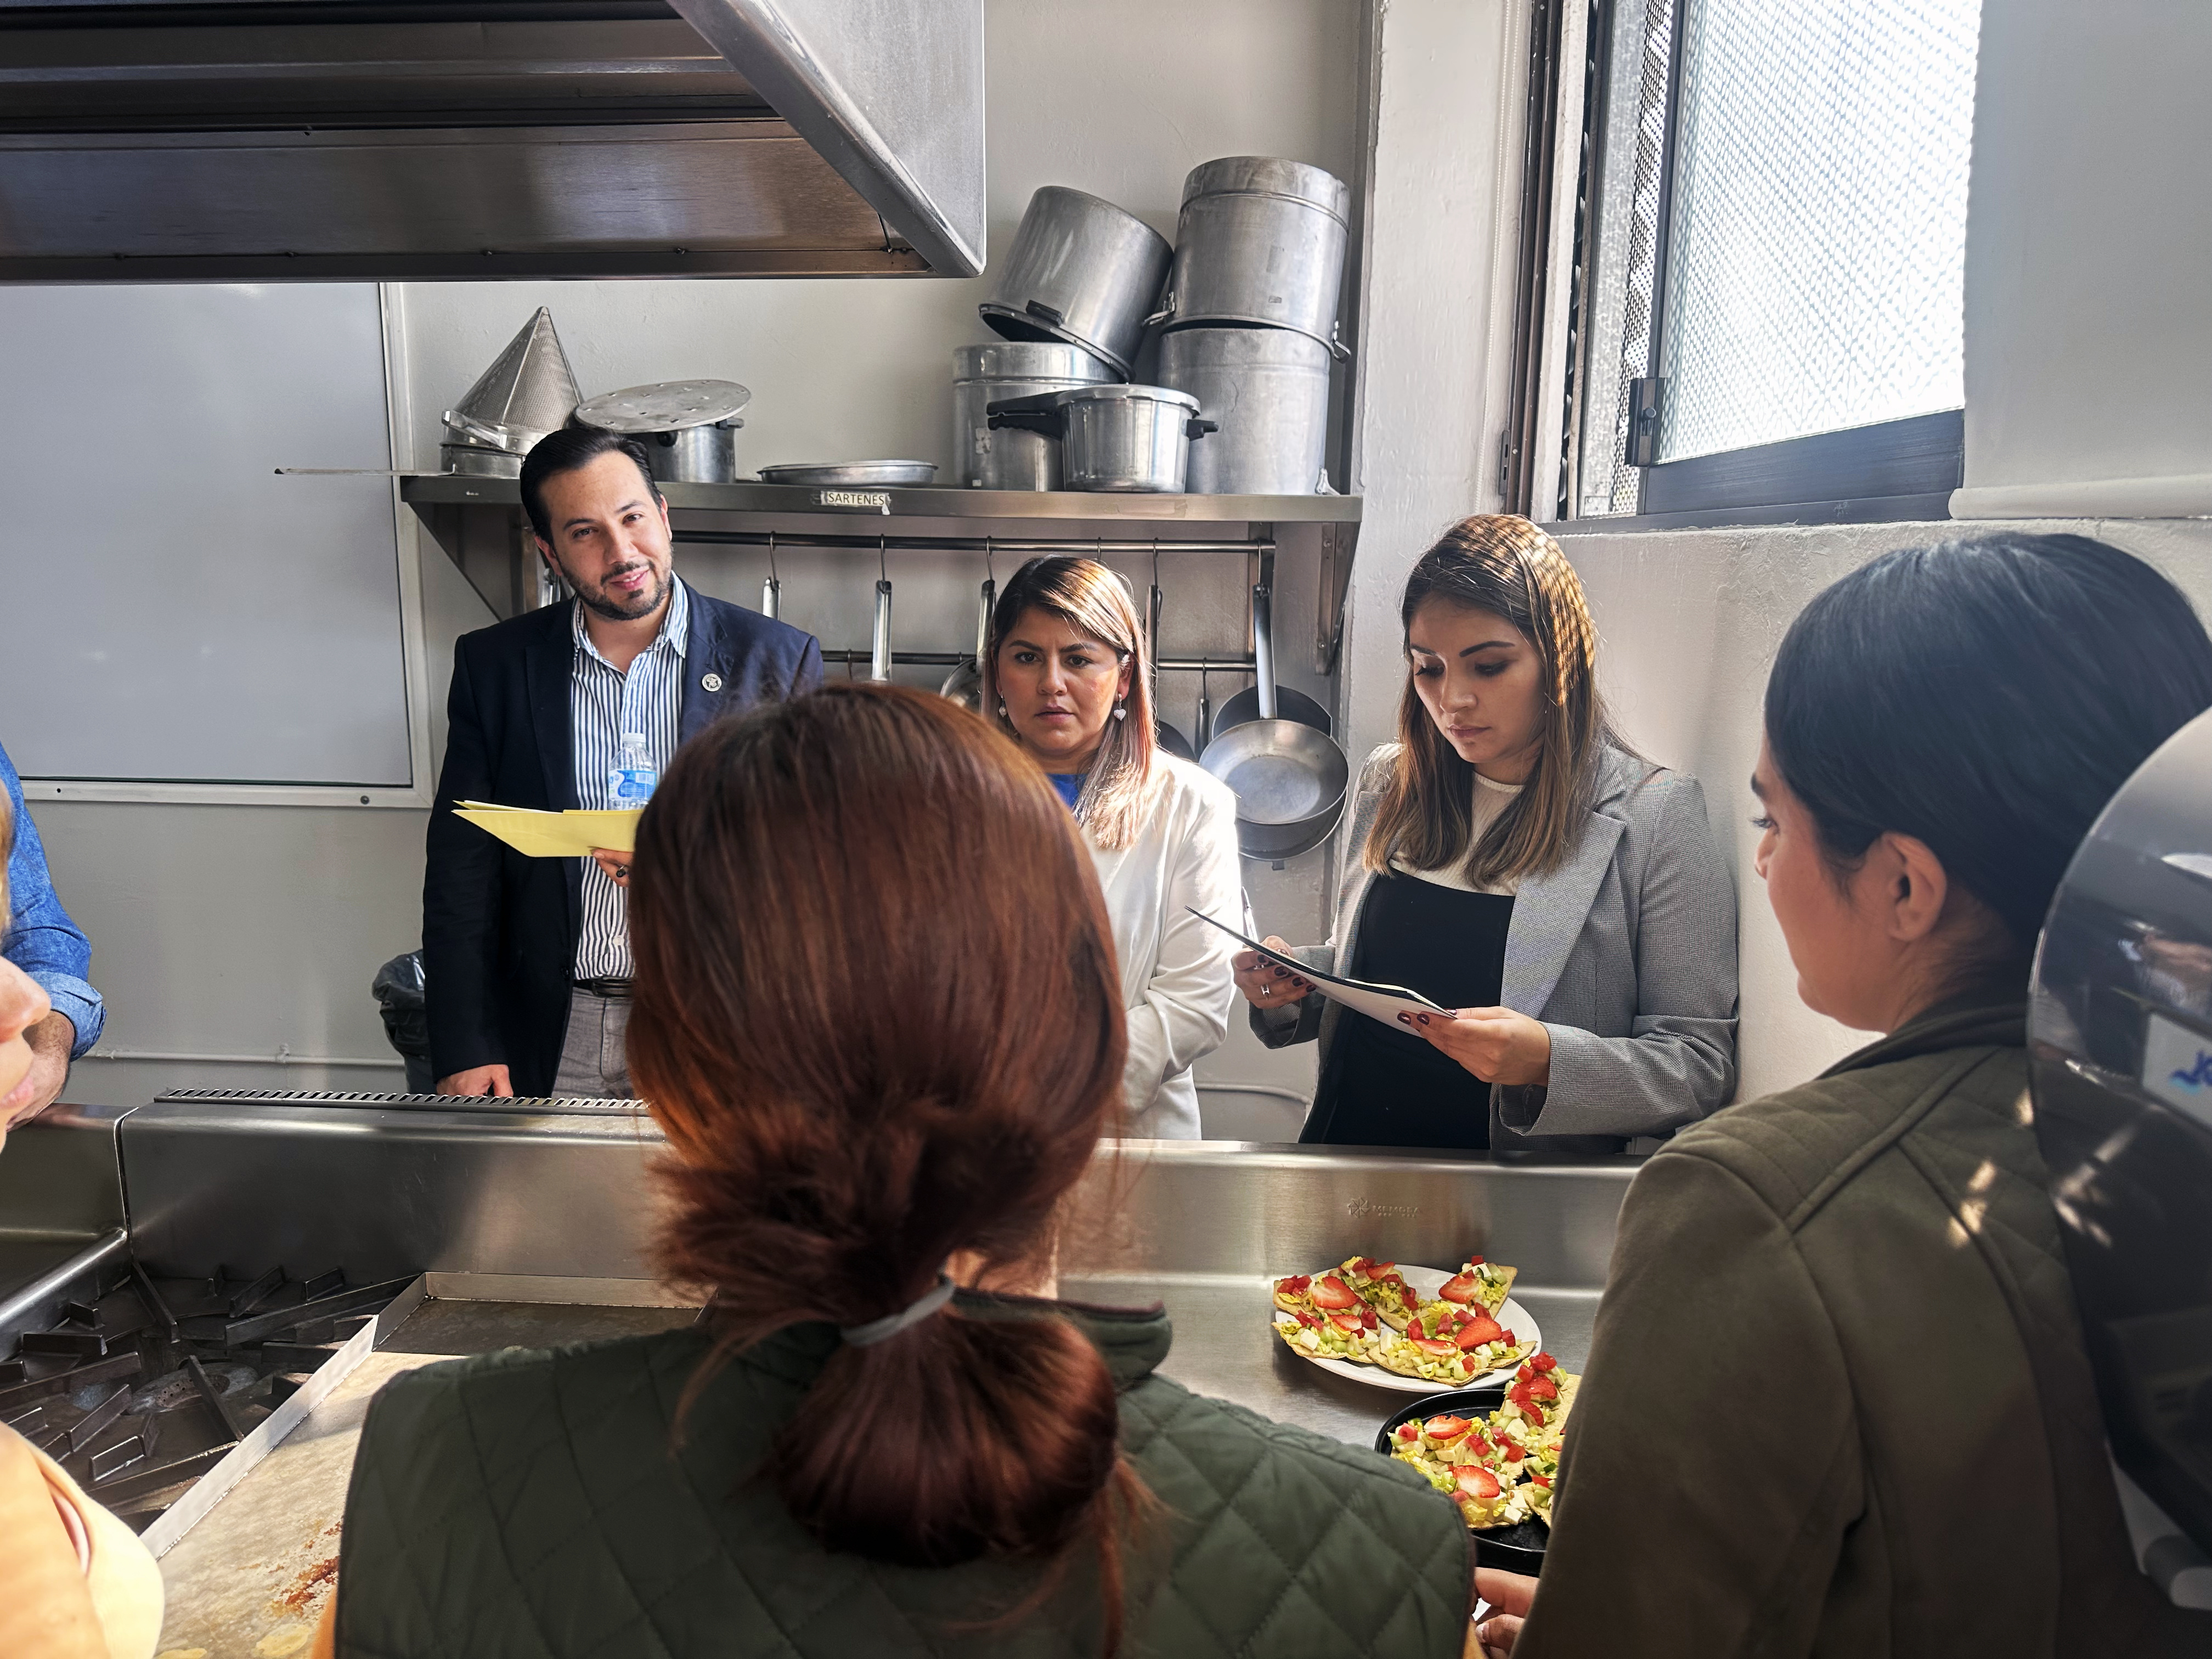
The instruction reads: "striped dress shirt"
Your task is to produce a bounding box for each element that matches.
[570,577,689,979]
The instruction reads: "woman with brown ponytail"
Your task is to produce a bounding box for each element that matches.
[1237,515,1739,1155]
[321,684,1477,1659]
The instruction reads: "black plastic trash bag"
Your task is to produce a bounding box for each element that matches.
[371,950,435,1094]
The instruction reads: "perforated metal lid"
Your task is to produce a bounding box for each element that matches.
[573,379,753,433]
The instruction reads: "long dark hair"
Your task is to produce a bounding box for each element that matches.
[1365,514,1626,884]
[1767,532,2212,955]
[623,685,1145,1641]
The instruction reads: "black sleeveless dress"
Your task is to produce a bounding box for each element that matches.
[1301,872,1514,1149]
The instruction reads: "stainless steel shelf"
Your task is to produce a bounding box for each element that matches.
[398,474,1359,672]
[397,472,1362,526]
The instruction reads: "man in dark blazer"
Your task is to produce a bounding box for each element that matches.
[424,427,821,1098]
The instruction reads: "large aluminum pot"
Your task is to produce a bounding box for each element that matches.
[1154,157,1352,353]
[574,380,752,484]
[952,341,1118,490]
[636,421,742,484]
[1157,325,1333,494]
[441,442,525,478]
[979,187,1172,376]
[989,385,1216,494]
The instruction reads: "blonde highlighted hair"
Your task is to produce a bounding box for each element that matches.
[983,556,1159,853]
[1364,515,1624,885]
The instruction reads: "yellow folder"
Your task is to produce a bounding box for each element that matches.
[453,801,644,858]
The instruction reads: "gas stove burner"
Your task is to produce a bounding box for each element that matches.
[3,1258,415,1528]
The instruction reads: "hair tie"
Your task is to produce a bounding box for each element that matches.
[838,1274,957,1347]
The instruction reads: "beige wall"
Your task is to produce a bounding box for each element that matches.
[1558,517,2212,1103]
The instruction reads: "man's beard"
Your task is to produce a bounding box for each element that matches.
[555,558,668,623]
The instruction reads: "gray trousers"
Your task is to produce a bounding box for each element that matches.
[552,985,634,1099]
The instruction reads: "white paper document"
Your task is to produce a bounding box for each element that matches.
[1187,909,1452,1029]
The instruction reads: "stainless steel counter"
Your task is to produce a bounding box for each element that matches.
[109,1095,1636,1451]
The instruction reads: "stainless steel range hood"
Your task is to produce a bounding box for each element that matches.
[0,1,984,281]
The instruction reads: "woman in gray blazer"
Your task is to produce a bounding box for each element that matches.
[1238,516,1738,1155]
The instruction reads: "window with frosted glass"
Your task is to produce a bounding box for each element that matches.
[1655,0,1980,464]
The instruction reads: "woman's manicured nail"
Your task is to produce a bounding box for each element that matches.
[1272,967,1288,978]
[1397,1012,1413,1025]
[1417,1014,1430,1026]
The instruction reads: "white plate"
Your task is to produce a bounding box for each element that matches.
[1271,1262,1543,1395]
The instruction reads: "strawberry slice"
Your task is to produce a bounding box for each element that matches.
[1276,1274,1312,1296]
[1361,1309,1378,1330]
[1329,1312,1366,1334]
[1424,1414,1471,1443]
[1412,1336,1458,1357]
[1396,1421,1420,1443]
[1531,1352,1557,1372]
[1531,1475,1551,1489]
[1437,1272,1478,1305]
[1455,1313,1506,1351]
[1527,1374,1559,1402]
[1311,1275,1357,1311]
[1454,1465,1503,1500]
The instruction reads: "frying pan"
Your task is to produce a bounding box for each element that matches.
[939,574,997,709]
[1208,681,1332,747]
[1200,582,1348,861]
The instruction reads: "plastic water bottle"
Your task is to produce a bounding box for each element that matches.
[608,732,657,806]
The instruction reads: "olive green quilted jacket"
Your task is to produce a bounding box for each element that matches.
[1515,994,2212,1658]
[331,1295,1471,1658]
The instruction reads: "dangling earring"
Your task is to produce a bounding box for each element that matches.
[997,702,1007,718]
[1112,698,1127,721]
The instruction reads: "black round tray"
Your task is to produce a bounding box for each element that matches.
[1373,1385,1550,1572]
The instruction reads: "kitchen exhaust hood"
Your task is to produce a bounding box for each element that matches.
[0,0,985,281]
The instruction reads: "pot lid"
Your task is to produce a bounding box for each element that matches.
[448,307,582,437]
[952,341,1120,383]
[574,379,753,433]
[1056,382,1201,412]
[1181,156,1351,221]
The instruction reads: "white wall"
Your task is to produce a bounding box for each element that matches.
[31,0,1366,1119]
[1342,0,1529,766]
[1560,517,2212,1102]
[1954,0,2212,518]
[393,0,1359,476]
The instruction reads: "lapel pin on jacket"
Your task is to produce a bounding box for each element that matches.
[702,672,723,692]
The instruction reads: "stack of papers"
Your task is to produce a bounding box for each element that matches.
[453,801,642,859]
[1188,909,1451,1029]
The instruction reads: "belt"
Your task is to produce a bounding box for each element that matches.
[573,977,634,999]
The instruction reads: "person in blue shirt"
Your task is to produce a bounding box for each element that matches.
[0,740,103,1124]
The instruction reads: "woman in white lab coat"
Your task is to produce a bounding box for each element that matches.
[984,556,1243,1137]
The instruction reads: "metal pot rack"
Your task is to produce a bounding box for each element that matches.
[395,473,1357,672]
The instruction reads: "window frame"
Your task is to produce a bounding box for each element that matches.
[1523,0,1967,534]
